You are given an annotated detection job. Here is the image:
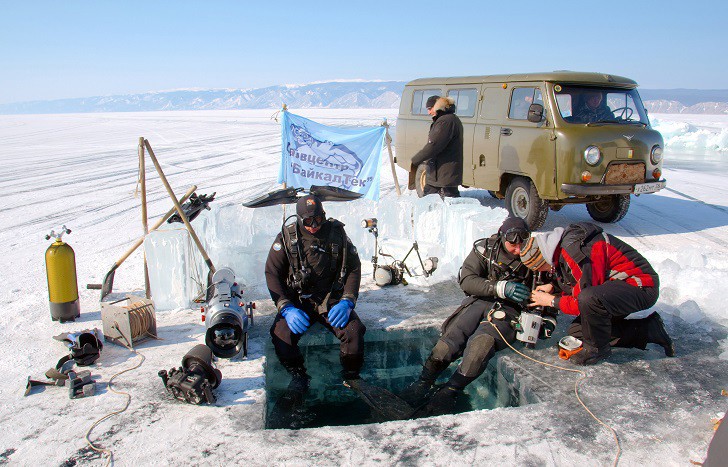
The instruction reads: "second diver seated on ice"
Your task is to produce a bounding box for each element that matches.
[265,194,365,395]
[401,217,550,416]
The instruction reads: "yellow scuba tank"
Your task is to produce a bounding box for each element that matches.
[45,226,80,322]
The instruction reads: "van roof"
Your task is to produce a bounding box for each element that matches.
[406,71,638,88]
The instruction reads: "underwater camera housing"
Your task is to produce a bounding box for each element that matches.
[159,344,222,404]
[361,218,438,287]
[202,267,254,359]
[513,272,557,347]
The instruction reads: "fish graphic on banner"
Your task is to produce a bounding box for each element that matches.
[278,111,385,201]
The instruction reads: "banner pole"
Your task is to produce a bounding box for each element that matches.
[382,119,401,196]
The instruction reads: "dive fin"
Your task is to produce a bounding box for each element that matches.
[344,379,414,421]
[309,185,363,202]
[243,187,302,208]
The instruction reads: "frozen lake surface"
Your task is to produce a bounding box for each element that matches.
[0,110,726,465]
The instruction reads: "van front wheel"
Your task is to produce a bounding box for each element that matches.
[505,177,548,230]
[586,194,630,223]
[414,164,427,198]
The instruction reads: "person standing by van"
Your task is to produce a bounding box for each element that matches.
[411,96,463,198]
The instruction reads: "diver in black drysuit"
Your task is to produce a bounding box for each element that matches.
[401,217,547,415]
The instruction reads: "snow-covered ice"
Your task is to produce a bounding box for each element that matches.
[0,110,726,465]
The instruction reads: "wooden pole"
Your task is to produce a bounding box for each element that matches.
[143,139,216,275]
[114,186,197,267]
[382,119,401,196]
[139,137,151,298]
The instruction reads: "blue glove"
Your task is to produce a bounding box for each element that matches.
[328,299,353,329]
[496,281,530,302]
[281,305,310,334]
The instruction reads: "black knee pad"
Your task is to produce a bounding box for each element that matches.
[459,334,496,378]
[430,339,457,362]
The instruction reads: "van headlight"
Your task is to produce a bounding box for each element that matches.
[650,145,663,164]
[584,145,601,166]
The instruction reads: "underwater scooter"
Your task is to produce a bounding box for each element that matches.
[201,267,255,359]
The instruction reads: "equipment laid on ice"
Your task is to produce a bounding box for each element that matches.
[361,218,438,286]
[101,297,157,349]
[53,328,104,366]
[202,267,254,359]
[25,369,96,399]
[45,225,80,322]
[25,330,102,398]
[159,344,222,404]
[558,336,584,360]
[167,192,216,224]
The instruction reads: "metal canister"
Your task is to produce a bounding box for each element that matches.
[45,227,80,322]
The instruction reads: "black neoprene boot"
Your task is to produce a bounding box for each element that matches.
[399,358,449,407]
[646,312,675,357]
[569,344,612,365]
[340,353,365,382]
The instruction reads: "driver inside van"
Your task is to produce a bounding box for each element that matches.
[574,91,614,123]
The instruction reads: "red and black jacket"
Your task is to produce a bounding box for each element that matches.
[553,223,659,316]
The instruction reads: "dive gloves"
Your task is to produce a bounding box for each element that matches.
[496,281,530,302]
[281,306,310,334]
[328,299,353,328]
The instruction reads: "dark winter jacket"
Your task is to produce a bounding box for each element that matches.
[265,219,361,312]
[411,97,463,188]
[459,234,533,309]
[573,103,614,123]
[552,223,659,316]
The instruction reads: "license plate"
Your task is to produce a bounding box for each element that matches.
[633,181,665,194]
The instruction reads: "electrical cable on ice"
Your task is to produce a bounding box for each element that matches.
[485,306,622,467]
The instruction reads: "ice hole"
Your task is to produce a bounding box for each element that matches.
[264,327,531,429]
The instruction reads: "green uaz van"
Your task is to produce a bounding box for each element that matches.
[396,72,666,229]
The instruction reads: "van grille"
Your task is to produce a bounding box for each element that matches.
[604,163,645,185]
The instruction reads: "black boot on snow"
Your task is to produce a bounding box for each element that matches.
[646,312,675,357]
[569,345,612,365]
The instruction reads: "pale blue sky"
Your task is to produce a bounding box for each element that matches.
[0,0,724,104]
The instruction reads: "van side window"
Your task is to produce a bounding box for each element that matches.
[447,88,478,118]
[412,89,441,116]
[509,87,542,120]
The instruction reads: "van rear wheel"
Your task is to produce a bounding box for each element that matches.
[505,177,548,230]
[586,194,630,223]
[414,164,427,198]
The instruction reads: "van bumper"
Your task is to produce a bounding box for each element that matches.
[561,180,666,196]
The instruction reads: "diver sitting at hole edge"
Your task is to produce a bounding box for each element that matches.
[400,216,552,416]
[265,194,365,395]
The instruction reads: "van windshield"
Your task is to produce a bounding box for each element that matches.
[553,85,650,126]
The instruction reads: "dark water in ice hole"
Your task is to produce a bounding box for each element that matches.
[264,327,522,429]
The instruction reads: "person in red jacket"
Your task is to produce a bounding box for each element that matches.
[519,222,674,365]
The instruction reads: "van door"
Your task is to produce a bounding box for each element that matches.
[445,86,479,186]
[402,87,442,169]
[499,84,557,199]
[472,85,507,191]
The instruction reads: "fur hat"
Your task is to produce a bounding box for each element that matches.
[425,95,440,109]
[520,227,564,270]
[432,96,456,113]
[296,194,325,219]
